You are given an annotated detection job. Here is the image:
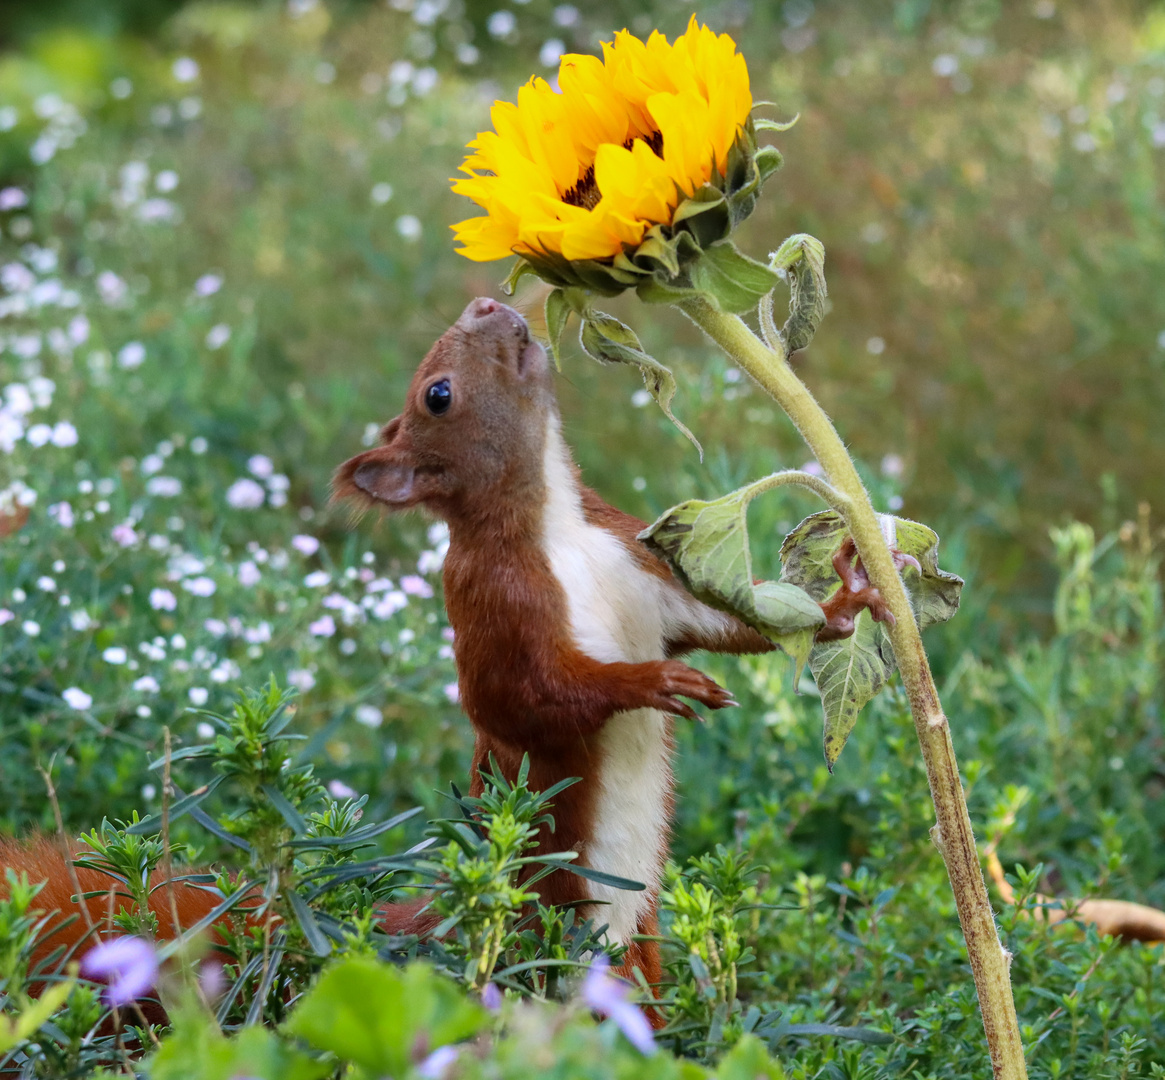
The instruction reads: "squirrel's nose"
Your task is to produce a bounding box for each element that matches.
[457,297,529,342]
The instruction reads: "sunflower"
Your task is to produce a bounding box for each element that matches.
[450,17,769,273]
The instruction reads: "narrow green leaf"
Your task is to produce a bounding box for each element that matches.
[157,883,255,960]
[126,775,225,835]
[261,784,307,837]
[146,744,217,770]
[287,888,333,958]
[244,936,287,1027]
[500,257,536,296]
[763,1020,894,1046]
[189,804,251,852]
[753,112,801,132]
[536,857,646,892]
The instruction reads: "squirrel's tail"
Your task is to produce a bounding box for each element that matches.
[1,837,442,973]
[0,835,227,973]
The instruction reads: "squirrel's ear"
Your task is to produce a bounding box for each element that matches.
[332,420,423,509]
[353,458,415,505]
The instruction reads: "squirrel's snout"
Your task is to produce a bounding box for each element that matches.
[457,296,530,344]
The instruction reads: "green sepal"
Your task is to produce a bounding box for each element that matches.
[577,309,702,457]
[754,112,801,133]
[779,509,964,769]
[688,242,781,315]
[500,258,538,297]
[769,234,828,354]
[639,482,826,681]
[543,288,571,370]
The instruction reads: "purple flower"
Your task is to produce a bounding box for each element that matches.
[111,522,138,547]
[327,779,357,800]
[48,501,74,528]
[309,615,336,638]
[0,187,28,211]
[194,273,222,297]
[199,961,225,1000]
[291,534,320,556]
[417,1045,459,1079]
[581,955,655,1055]
[81,936,159,1006]
[481,982,503,1011]
[237,560,261,587]
[226,478,265,510]
[400,574,434,598]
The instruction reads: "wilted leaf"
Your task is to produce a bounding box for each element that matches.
[780,510,964,767]
[579,310,702,457]
[769,233,827,353]
[639,483,825,679]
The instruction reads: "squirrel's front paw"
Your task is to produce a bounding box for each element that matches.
[652,660,737,720]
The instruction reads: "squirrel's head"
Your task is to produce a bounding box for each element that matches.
[333,297,554,523]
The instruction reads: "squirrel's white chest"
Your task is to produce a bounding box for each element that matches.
[539,420,673,946]
[539,419,670,661]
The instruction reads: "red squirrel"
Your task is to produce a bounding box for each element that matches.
[1,297,772,1004]
[333,297,773,987]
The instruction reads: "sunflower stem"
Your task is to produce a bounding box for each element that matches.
[679,295,1028,1080]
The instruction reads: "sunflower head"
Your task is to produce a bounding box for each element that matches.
[450,17,787,308]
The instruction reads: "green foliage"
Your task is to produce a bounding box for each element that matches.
[639,475,828,677]
[777,510,963,766]
[286,958,486,1079]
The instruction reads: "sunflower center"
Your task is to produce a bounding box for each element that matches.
[563,130,665,211]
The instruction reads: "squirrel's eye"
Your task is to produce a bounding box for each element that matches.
[424,378,452,416]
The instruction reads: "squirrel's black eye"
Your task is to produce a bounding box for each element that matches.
[424,378,452,416]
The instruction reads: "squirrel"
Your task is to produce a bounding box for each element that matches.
[332,296,774,990]
[0,297,773,1009]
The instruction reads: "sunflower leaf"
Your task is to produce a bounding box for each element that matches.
[779,510,964,627]
[639,484,825,680]
[779,509,964,767]
[579,311,703,457]
[543,288,571,370]
[810,614,895,770]
[689,242,782,315]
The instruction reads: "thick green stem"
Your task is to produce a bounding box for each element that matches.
[680,296,1027,1080]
